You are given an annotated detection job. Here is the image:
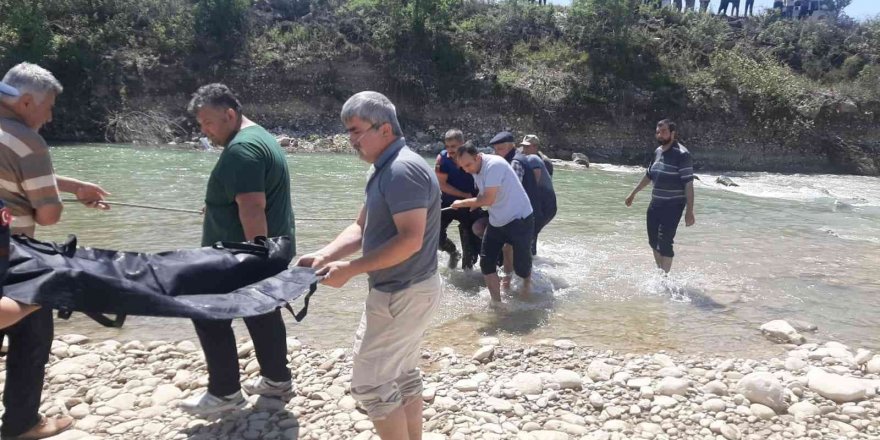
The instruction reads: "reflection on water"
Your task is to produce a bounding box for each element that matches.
[41,146,880,357]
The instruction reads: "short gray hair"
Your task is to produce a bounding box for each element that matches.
[340,91,402,137]
[2,63,63,102]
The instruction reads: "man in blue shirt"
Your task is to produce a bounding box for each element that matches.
[435,129,482,270]
[625,120,696,273]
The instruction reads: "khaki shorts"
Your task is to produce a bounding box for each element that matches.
[350,273,442,419]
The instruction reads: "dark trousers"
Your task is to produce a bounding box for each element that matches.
[192,309,291,397]
[440,206,483,269]
[480,215,534,279]
[532,200,557,256]
[745,0,754,15]
[646,203,685,258]
[1,308,53,437]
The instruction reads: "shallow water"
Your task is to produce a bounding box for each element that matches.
[41,145,880,357]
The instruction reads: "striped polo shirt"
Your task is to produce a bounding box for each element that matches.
[0,110,62,236]
[646,143,694,206]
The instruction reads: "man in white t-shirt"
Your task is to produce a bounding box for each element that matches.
[451,144,534,303]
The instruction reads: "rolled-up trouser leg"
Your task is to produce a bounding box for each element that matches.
[192,318,240,396]
[1,307,52,437]
[243,309,292,383]
[350,275,442,420]
[646,203,685,258]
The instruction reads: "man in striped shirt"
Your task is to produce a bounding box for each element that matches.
[625,119,696,273]
[0,63,109,440]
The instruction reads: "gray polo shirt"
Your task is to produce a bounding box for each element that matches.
[363,137,440,293]
[473,154,533,227]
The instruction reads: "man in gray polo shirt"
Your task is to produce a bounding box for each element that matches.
[452,144,534,303]
[296,91,441,440]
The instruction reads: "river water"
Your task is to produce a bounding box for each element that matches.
[41,145,880,357]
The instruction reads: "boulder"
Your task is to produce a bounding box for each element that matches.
[571,153,590,167]
[760,320,805,345]
[806,368,867,403]
[715,176,739,187]
[736,372,786,413]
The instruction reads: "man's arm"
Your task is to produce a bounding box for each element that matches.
[451,186,498,209]
[0,298,40,330]
[436,171,472,200]
[296,205,366,268]
[318,208,426,288]
[684,181,696,226]
[235,192,268,241]
[625,175,652,206]
[56,176,110,210]
[532,169,542,185]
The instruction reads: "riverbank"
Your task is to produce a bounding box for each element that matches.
[7,333,878,440]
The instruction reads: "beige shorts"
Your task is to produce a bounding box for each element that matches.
[350,273,442,419]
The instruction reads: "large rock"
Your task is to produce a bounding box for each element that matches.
[472,345,495,363]
[510,373,543,395]
[787,401,821,421]
[806,368,867,403]
[571,153,590,167]
[48,354,102,376]
[760,320,805,345]
[587,360,614,382]
[736,372,786,412]
[656,377,689,396]
[151,384,182,405]
[867,355,880,374]
[552,369,583,390]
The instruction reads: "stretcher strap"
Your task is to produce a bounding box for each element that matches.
[57,309,127,328]
[288,282,318,322]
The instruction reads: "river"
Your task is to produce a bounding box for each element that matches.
[41,144,880,357]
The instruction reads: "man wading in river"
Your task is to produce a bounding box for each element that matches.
[625,119,696,274]
[179,83,296,416]
[435,129,481,270]
[0,64,110,440]
[297,91,442,440]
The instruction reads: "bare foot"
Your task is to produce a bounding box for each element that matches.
[489,300,508,311]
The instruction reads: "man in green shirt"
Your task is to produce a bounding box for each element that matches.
[179,83,296,416]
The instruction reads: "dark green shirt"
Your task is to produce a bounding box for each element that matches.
[201,125,295,252]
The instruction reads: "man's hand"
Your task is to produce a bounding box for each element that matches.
[296,252,328,269]
[451,200,467,210]
[76,182,110,210]
[317,261,355,288]
[685,210,696,227]
[624,194,635,207]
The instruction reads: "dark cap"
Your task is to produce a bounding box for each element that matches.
[0,81,20,98]
[489,131,514,145]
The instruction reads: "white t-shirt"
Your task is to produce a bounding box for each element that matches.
[473,154,533,227]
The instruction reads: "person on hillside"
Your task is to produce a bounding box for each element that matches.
[179,83,296,416]
[520,135,557,256]
[700,0,711,13]
[719,0,731,15]
[453,144,534,303]
[296,91,442,440]
[685,0,696,12]
[730,0,741,16]
[745,0,755,16]
[624,120,696,274]
[0,65,110,440]
[435,129,482,270]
